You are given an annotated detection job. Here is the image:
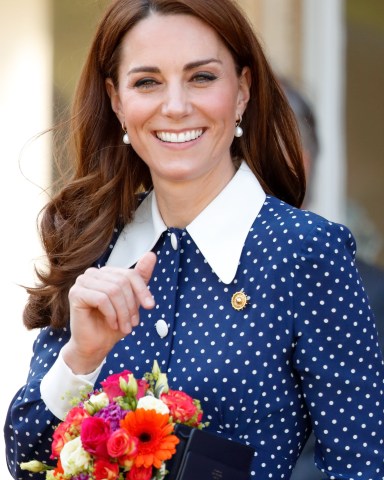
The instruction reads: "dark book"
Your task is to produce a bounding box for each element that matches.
[166,424,254,480]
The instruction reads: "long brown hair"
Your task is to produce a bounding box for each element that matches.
[24,0,305,330]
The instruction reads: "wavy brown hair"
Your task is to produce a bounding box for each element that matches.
[24,0,305,330]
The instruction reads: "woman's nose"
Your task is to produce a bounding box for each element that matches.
[161,83,192,118]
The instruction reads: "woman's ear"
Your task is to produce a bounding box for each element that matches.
[237,67,251,113]
[105,78,124,124]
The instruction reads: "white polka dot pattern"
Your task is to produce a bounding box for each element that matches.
[5,197,384,479]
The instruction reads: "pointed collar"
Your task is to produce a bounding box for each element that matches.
[107,161,266,284]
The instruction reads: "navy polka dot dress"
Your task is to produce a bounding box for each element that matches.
[5,196,384,479]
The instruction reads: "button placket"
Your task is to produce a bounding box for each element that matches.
[170,232,178,250]
[153,229,182,340]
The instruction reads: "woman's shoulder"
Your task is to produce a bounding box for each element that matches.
[254,195,355,248]
[260,195,347,227]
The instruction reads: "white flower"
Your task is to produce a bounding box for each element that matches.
[137,395,169,414]
[60,436,91,476]
[157,461,168,480]
[84,391,109,414]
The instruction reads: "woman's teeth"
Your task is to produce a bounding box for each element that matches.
[156,129,203,143]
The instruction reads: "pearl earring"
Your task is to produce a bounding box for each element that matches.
[122,123,130,145]
[234,116,243,138]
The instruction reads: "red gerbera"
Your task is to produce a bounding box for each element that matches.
[120,409,179,469]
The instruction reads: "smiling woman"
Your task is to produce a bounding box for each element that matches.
[4,1,384,479]
[105,13,251,225]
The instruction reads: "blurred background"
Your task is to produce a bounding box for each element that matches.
[1,1,383,477]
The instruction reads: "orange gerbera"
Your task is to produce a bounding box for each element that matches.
[120,409,179,469]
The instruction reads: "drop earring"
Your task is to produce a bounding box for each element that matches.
[234,115,243,138]
[122,123,130,145]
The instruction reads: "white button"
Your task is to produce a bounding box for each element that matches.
[155,319,168,338]
[170,232,178,250]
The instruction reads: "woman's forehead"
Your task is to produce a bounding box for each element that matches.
[118,13,231,67]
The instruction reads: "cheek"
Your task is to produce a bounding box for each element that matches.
[203,87,239,124]
[120,95,154,128]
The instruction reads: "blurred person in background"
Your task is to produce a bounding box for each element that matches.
[281,77,384,480]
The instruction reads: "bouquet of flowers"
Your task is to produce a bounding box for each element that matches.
[21,361,206,480]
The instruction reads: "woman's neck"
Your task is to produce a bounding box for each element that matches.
[153,162,236,228]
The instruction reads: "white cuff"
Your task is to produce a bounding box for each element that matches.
[40,351,105,420]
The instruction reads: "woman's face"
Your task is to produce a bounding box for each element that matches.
[107,13,250,186]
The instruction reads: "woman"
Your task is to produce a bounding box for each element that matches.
[5,0,384,478]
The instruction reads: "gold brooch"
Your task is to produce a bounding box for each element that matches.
[231,291,248,310]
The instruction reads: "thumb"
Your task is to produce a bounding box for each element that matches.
[134,251,157,285]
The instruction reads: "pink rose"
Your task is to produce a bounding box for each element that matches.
[101,371,149,401]
[80,416,111,458]
[160,390,202,425]
[107,428,138,458]
[101,370,132,401]
[136,379,149,399]
[126,465,153,480]
[94,458,119,480]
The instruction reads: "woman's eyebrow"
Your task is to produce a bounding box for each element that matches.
[127,66,160,75]
[183,58,222,71]
[127,58,222,76]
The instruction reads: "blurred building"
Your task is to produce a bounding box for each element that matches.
[1,1,383,479]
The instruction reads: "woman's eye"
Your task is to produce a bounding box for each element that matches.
[191,72,217,83]
[134,78,159,89]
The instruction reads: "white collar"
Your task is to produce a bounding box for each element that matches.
[107,161,266,284]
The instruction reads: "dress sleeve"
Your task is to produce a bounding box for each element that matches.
[40,350,104,420]
[292,220,384,479]
[4,326,71,479]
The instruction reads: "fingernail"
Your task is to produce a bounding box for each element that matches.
[144,296,155,308]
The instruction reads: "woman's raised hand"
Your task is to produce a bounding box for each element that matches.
[62,252,157,374]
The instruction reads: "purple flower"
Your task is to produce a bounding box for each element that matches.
[72,474,91,480]
[94,401,127,431]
